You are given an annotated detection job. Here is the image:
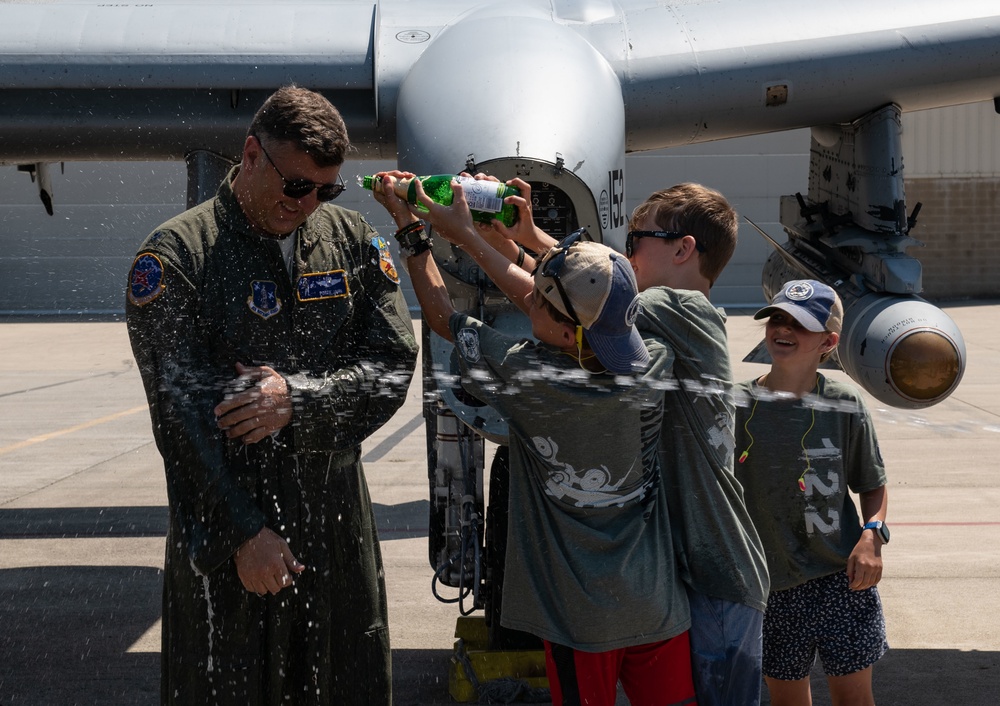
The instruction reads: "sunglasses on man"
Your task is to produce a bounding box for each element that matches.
[255,136,347,202]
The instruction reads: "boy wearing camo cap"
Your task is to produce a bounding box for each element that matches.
[369,171,696,706]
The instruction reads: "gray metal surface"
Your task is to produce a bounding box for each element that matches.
[2,1,1000,161]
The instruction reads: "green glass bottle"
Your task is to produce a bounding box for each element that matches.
[361,174,520,227]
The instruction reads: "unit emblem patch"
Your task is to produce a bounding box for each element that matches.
[127,253,166,306]
[371,235,400,284]
[456,327,482,363]
[247,280,282,319]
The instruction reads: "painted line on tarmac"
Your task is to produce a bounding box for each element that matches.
[0,405,148,457]
[0,369,126,399]
[892,521,1000,526]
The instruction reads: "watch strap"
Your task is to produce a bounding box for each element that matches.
[863,520,890,544]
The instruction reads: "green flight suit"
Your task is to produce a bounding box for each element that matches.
[125,168,417,705]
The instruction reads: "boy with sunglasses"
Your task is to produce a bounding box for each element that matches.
[627,184,769,706]
[491,181,769,705]
[126,87,417,705]
[370,171,696,706]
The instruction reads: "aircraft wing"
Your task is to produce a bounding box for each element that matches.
[2,1,1000,162]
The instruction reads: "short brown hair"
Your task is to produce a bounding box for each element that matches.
[629,183,738,285]
[248,85,350,167]
[534,286,576,326]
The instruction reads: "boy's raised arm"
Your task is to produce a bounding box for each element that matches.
[404,249,455,342]
[412,177,534,315]
[489,177,558,258]
[369,171,455,341]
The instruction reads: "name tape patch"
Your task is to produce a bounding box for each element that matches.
[296,270,349,301]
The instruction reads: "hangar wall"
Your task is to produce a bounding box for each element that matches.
[0,101,996,315]
[902,101,1000,300]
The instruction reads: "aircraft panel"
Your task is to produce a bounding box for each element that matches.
[0,1,376,89]
[616,3,1000,149]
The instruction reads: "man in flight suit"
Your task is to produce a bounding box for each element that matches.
[125,85,418,705]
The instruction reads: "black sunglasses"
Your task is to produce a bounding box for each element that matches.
[625,229,705,257]
[538,227,589,325]
[255,137,346,202]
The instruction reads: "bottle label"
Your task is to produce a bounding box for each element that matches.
[455,176,503,214]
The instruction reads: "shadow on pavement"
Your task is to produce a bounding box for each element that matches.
[1,560,996,706]
[760,647,1000,706]
[0,506,168,539]
[0,565,162,706]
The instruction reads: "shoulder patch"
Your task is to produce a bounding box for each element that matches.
[456,327,482,363]
[370,235,400,284]
[127,253,166,306]
[247,280,282,319]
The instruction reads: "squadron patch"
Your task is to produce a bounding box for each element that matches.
[456,327,482,363]
[247,280,282,319]
[371,235,400,284]
[127,253,166,306]
[297,270,349,301]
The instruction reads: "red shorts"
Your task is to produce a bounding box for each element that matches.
[544,631,696,706]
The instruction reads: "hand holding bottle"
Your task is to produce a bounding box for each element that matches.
[362,172,520,227]
[409,175,480,249]
[369,170,419,230]
[485,177,557,256]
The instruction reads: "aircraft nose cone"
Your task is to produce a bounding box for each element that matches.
[888,329,963,402]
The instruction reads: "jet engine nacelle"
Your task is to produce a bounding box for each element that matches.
[395,7,629,440]
[395,8,627,253]
[762,252,966,409]
[393,8,629,590]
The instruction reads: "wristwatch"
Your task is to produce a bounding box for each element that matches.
[863,520,890,544]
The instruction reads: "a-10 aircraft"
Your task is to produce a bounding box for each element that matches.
[2,0,998,640]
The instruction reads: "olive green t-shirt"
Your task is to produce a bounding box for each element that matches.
[637,287,769,612]
[734,375,887,591]
[449,312,690,650]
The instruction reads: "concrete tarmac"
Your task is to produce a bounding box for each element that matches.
[1,304,998,705]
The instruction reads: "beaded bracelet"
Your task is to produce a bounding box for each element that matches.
[394,220,432,257]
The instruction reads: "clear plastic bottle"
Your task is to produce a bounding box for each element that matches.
[361,174,520,227]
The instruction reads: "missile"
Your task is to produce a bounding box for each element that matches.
[746,103,966,409]
[759,248,966,409]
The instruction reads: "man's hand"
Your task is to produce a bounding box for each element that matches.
[215,363,292,444]
[234,527,306,596]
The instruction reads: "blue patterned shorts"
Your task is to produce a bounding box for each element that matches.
[762,570,888,680]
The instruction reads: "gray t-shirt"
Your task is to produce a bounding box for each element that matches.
[637,287,770,612]
[449,312,690,650]
[734,375,887,591]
